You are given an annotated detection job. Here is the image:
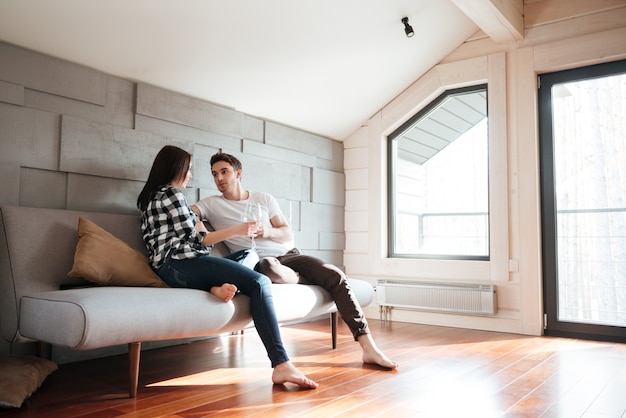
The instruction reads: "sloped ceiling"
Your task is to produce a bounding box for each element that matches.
[0,0,519,140]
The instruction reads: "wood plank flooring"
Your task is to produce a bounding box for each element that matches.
[4,318,626,417]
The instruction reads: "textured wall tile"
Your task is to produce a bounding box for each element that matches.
[137,83,243,138]
[276,198,300,230]
[294,230,318,250]
[266,121,334,160]
[0,103,60,170]
[243,139,317,167]
[25,89,105,121]
[316,140,344,172]
[60,115,189,181]
[135,114,241,151]
[239,153,310,202]
[23,76,134,128]
[312,167,345,206]
[243,115,263,142]
[0,80,24,105]
[301,201,344,233]
[0,163,19,206]
[193,144,221,189]
[320,232,345,251]
[67,173,144,214]
[0,41,106,105]
[104,76,135,128]
[19,168,67,209]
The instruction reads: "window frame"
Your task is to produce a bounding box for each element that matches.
[375,55,508,284]
[387,84,490,261]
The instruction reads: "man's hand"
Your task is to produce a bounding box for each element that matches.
[239,221,259,238]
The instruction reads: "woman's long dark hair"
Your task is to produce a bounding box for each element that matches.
[137,145,191,211]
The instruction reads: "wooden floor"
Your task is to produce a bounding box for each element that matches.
[4,318,626,417]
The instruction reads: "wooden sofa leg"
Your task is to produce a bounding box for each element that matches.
[330,312,337,349]
[128,342,141,398]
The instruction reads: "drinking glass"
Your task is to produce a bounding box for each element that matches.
[242,202,261,250]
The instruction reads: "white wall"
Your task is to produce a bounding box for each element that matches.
[344,4,626,335]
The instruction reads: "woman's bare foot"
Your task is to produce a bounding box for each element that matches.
[272,361,318,389]
[359,334,399,369]
[210,283,237,302]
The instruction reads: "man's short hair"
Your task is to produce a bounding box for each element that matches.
[210,152,242,171]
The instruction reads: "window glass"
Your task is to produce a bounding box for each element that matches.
[389,85,489,259]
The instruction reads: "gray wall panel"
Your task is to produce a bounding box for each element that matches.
[60,115,187,181]
[0,103,60,170]
[193,144,221,190]
[0,41,106,105]
[66,174,143,214]
[266,121,335,160]
[243,139,317,167]
[239,153,310,201]
[135,114,240,151]
[137,83,243,138]
[301,201,344,233]
[243,115,263,142]
[19,168,66,209]
[0,80,24,106]
[312,167,345,206]
[0,163,20,206]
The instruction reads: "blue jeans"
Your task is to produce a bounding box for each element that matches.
[157,254,289,367]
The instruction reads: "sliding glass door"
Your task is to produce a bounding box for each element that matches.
[539,59,626,342]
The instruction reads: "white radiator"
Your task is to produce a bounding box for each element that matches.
[376,280,497,317]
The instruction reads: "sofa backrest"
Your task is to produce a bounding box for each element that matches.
[0,206,147,342]
[0,205,232,343]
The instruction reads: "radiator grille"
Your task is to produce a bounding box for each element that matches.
[376,280,497,316]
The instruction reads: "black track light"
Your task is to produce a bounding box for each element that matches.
[402,17,414,38]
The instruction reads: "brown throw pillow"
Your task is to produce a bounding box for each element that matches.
[0,355,57,408]
[68,217,168,288]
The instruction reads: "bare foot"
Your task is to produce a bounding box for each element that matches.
[210,283,237,302]
[272,361,318,389]
[359,334,399,369]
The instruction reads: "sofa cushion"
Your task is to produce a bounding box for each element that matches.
[68,217,168,288]
[18,279,374,350]
[0,355,57,408]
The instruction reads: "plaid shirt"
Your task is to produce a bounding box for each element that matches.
[141,185,209,270]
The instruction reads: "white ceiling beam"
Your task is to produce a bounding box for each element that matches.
[451,0,524,43]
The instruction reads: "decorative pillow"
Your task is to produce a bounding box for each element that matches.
[68,217,168,288]
[0,355,57,408]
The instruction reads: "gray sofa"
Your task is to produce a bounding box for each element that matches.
[0,205,374,397]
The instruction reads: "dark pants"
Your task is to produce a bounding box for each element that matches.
[275,248,370,341]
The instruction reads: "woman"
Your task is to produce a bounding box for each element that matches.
[137,145,317,389]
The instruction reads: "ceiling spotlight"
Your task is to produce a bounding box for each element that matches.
[402,17,414,38]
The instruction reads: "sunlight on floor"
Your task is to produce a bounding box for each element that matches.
[146,367,267,386]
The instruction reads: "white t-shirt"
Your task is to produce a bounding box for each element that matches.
[194,191,291,257]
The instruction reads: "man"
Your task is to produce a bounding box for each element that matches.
[192,152,398,370]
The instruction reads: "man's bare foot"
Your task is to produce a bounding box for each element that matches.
[210,283,237,302]
[272,361,318,389]
[359,334,399,369]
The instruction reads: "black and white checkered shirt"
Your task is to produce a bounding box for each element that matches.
[141,185,209,270]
